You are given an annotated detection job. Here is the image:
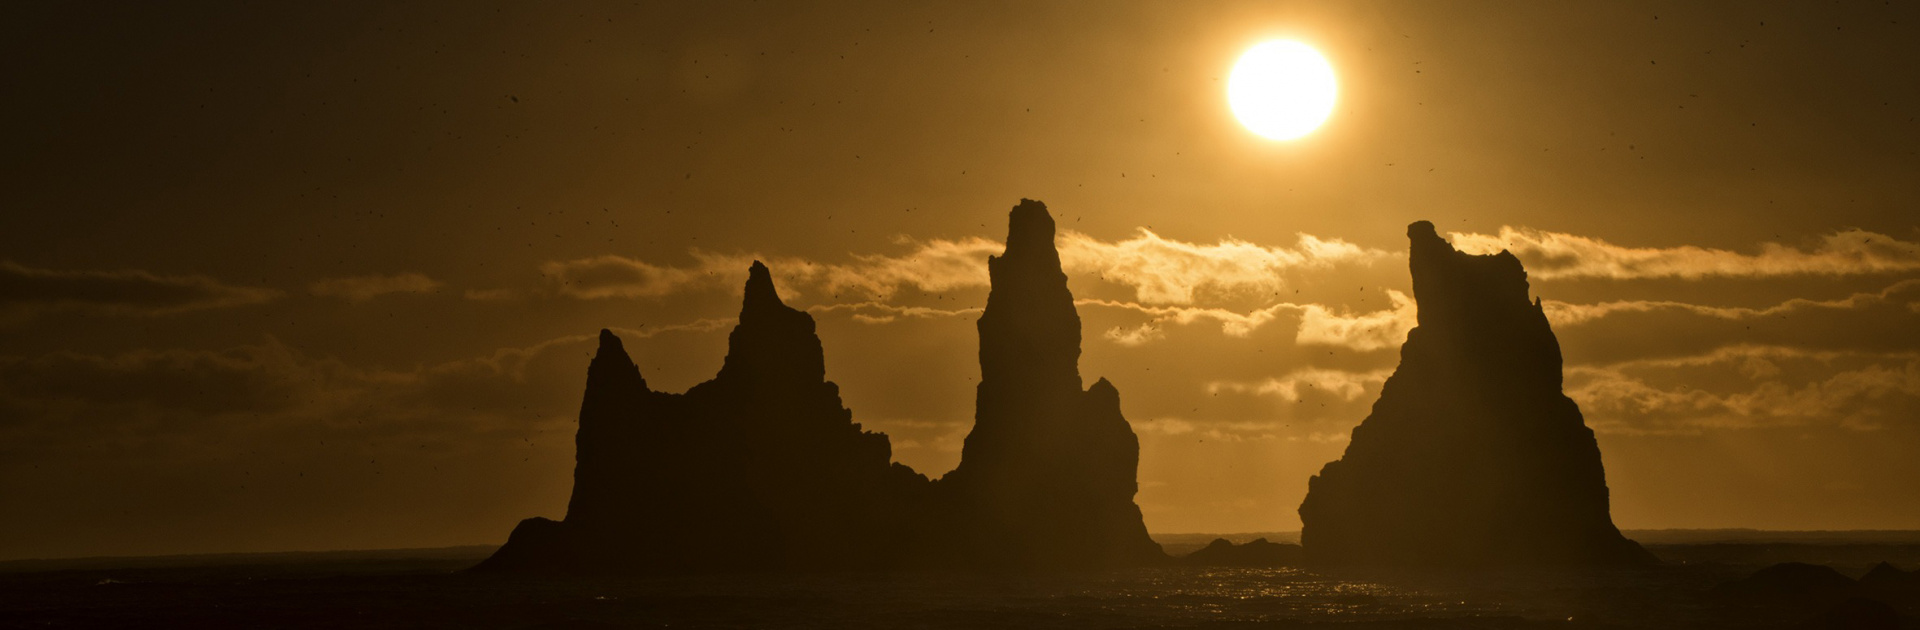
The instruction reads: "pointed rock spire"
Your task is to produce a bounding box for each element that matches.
[976,199,1081,395]
[740,260,784,320]
[586,328,641,387]
[718,260,826,385]
[557,328,647,531]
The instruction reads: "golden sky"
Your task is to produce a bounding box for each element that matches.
[3,0,1918,560]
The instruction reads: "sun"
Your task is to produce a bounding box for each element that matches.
[1228,40,1338,140]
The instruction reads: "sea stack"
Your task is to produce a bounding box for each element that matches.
[478,200,1165,573]
[476,262,927,572]
[1297,221,1654,567]
[929,199,1164,569]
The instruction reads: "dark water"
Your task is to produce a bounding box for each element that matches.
[3,543,1917,629]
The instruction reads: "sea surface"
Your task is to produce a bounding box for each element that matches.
[3,532,1917,629]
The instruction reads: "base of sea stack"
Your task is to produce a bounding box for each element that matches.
[470,518,577,573]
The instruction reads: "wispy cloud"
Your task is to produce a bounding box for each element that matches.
[1449,227,1920,280]
[0,319,734,443]
[1206,368,1394,402]
[1544,279,1920,326]
[1567,345,1920,434]
[1295,290,1416,351]
[537,229,1391,306]
[804,301,981,325]
[308,273,443,302]
[531,226,1920,361]
[0,261,279,318]
[538,253,743,299]
[1103,322,1167,346]
[1078,299,1296,339]
[792,236,1003,299]
[1058,230,1392,304]
[1132,416,1300,442]
[1080,293,1416,352]
[1094,277,1916,350]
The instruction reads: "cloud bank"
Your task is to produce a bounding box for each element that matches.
[537,230,1392,306]
[1449,227,1920,280]
[0,261,279,317]
[1569,346,1920,434]
[309,273,444,302]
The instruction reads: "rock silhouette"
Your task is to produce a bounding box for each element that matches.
[1861,562,1920,589]
[1710,563,1912,629]
[1298,221,1654,567]
[1183,538,1304,567]
[921,199,1164,570]
[1713,562,1860,600]
[478,200,1161,572]
[477,262,926,572]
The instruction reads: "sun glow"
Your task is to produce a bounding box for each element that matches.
[1227,40,1338,140]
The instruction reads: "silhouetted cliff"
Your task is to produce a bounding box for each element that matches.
[1297,221,1653,567]
[477,262,927,572]
[925,199,1164,570]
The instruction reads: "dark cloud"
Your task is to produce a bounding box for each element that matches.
[0,335,610,435]
[1451,228,1920,281]
[536,230,1391,306]
[0,343,309,416]
[308,272,443,302]
[0,335,607,559]
[0,261,278,318]
[1557,278,1920,366]
[1569,346,1920,435]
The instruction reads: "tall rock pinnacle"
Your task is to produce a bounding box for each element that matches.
[933,199,1164,570]
[562,329,647,527]
[1297,221,1654,567]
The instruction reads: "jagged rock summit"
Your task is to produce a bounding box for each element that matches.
[928,199,1164,570]
[477,261,925,573]
[478,201,1163,573]
[1297,221,1654,567]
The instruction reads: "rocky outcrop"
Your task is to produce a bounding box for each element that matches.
[1710,563,1912,629]
[925,199,1164,570]
[1183,538,1303,567]
[476,262,927,573]
[1712,563,1861,602]
[1861,562,1920,589]
[1297,221,1653,567]
[478,200,1162,573]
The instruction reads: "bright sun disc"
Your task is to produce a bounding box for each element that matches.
[1228,40,1337,140]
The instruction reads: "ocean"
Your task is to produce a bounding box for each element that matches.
[4,532,1917,629]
